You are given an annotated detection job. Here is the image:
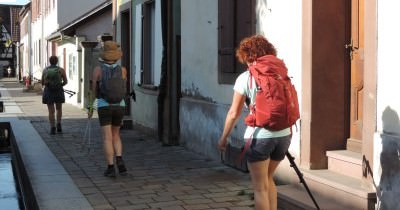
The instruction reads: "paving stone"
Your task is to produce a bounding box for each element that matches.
[148,200,185,208]
[182,204,211,210]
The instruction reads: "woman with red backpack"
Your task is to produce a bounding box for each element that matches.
[218,35,293,210]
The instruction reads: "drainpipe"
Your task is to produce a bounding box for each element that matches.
[158,0,168,143]
[28,9,32,86]
[164,0,180,145]
[41,0,44,68]
[15,42,20,81]
[112,0,117,39]
[165,0,173,145]
[159,0,180,145]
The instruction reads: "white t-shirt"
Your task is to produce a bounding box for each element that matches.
[233,71,291,139]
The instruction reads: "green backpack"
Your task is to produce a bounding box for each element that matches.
[46,66,63,90]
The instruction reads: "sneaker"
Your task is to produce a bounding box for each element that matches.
[103,165,116,177]
[116,158,127,175]
[56,123,62,133]
[50,127,56,135]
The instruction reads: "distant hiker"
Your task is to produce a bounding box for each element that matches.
[88,41,128,177]
[42,56,68,135]
[218,35,294,210]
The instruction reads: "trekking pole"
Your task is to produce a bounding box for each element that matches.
[64,89,76,98]
[286,152,320,210]
[82,118,92,152]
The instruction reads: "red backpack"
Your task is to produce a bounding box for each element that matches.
[244,55,300,130]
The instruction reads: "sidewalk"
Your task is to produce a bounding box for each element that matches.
[1,78,254,210]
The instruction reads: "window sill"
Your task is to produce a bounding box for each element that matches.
[138,84,158,91]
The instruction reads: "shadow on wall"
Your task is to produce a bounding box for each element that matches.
[379,106,400,210]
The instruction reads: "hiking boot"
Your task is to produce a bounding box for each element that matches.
[56,123,62,133]
[50,127,56,135]
[103,165,116,177]
[116,157,127,176]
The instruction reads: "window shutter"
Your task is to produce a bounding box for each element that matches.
[218,0,256,84]
[218,0,235,75]
[236,0,256,44]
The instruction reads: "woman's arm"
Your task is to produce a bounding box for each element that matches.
[121,66,127,80]
[88,66,101,118]
[90,66,101,97]
[218,91,246,151]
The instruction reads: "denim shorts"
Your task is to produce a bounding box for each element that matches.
[97,106,125,126]
[245,135,291,162]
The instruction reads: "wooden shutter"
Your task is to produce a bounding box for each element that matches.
[236,0,256,44]
[218,0,235,75]
[218,0,256,84]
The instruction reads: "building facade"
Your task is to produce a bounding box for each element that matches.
[27,0,110,107]
[15,0,400,208]
[111,0,400,209]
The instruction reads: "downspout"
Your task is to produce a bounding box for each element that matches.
[158,0,168,142]
[112,0,117,39]
[41,0,44,67]
[160,0,179,145]
[28,9,32,85]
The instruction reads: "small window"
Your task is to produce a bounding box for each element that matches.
[68,54,76,79]
[218,0,256,84]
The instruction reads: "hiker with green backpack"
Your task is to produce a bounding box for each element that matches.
[88,41,128,178]
[41,55,68,135]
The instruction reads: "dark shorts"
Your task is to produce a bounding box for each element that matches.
[245,135,291,162]
[42,87,65,104]
[97,106,125,127]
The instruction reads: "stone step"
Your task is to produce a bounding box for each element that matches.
[278,169,376,209]
[326,150,363,179]
[303,169,376,209]
[278,185,354,210]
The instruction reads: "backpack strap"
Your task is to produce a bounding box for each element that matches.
[237,128,256,164]
[249,71,253,89]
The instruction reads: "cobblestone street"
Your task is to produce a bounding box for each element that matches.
[2,78,255,210]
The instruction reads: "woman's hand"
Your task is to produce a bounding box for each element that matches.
[218,137,228,151]
[87,110,93,119]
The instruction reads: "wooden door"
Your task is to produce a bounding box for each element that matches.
[347,0,364,152]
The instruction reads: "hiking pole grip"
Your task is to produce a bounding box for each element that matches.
[286,152,303,179]
[286,152,321,210]
[64,89,76,98]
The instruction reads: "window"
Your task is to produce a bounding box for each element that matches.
[68,53,76,79]
[141,0,155,86]
[38,39,41,66]
[218,0,256,84]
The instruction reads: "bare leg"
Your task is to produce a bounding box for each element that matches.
[55,103,62,124]
[111,125,122,156]
[248,159,270,210]
[101,125,114,165]
[47,103,55,127]
[268,160,282,210]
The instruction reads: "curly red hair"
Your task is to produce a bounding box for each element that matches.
[235,35,277,64]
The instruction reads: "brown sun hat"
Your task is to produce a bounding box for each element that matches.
[100,41,122,62]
